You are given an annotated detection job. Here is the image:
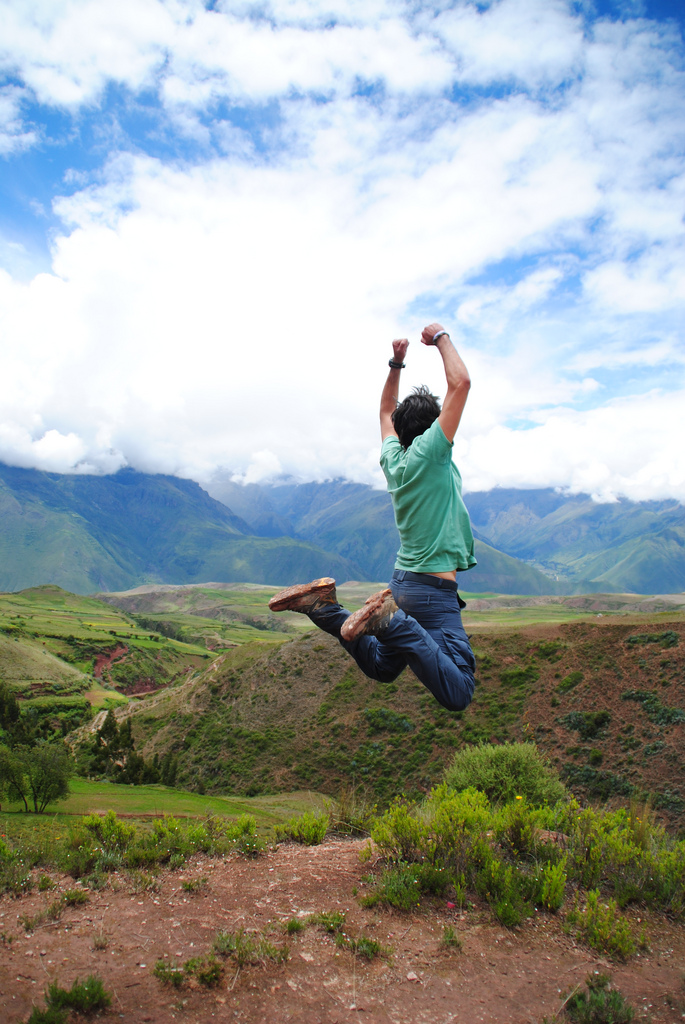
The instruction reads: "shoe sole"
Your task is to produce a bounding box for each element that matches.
[340,588,394,641]
[268,577,336,612]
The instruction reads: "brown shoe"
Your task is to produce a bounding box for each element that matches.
[340,588,398,641]
[268,577,337,613]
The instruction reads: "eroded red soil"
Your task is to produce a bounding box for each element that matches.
[1,839,684,1024]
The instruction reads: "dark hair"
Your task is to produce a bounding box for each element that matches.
[391,385,441,449]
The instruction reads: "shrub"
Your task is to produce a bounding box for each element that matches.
[82,810,136,852]
[540,859,567,912]
[275,810,330,846]
[183,954,223,986]
[561,711,611,741]
[565,890,635,960]
[444,743,566,805]
[558,671,584,694]
[45,974,112,1013]
[565,973,635,1023]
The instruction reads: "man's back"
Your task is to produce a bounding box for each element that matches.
[381,418,476,574]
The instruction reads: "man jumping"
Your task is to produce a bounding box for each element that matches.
[269,322,476,712]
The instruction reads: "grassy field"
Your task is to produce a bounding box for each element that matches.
[0,779,327,833]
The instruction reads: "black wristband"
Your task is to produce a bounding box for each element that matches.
[389,359,405,369]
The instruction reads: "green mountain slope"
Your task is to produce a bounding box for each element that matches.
[207,478,614,595]
[465,489,685,593]
[0,464,361,593]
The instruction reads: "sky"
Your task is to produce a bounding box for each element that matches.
[0,0,684,502]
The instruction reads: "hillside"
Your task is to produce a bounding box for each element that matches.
[0,463,360,593]
[464,488,685,593]
[91,611,685,830]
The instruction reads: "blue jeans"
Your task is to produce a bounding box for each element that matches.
[308,570,475,712]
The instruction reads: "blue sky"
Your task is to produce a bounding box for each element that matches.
[0,0,683,501]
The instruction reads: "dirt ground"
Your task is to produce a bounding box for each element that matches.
[1,838,684,1024]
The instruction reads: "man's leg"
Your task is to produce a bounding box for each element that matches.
[269,579,407,683]
[341,574,474,712]
[307,601,407,683]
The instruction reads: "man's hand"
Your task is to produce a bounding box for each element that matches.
[421,322,446,346]
[392,338,409,362]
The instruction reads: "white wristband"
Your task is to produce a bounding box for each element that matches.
[432,330,449,343]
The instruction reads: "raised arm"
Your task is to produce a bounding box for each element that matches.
[421,322,470,442]
[380,337,409,440]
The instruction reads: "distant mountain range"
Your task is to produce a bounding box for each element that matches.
[1,461,684,595]
[207,476,685,596]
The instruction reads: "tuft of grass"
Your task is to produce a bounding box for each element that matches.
[38,874,57,892]
[181,875,208,892]
[212,927,288,966]
[153,960,185,987]
[283,917,305,935]
[92,929,108,951]
[183,954,223,986]
[45,974,112,1013]
[440,925,462,950]
[61,888,89,907]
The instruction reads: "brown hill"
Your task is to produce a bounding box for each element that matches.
[94,615,685,831]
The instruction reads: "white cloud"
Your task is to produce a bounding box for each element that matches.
[0,0,683,502]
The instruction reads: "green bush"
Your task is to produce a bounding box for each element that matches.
[444,743,566,805]
[558,671,584,694]
[565,973,635,1023]
[540,859,567,912]
[275,810,330,846]
[212,928,287,966]
[44,974,111,1013]
[561,711,611,741]
[361,863,422,911]
[565,890,635,960]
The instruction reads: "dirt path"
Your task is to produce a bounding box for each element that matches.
[1,839,683,1024]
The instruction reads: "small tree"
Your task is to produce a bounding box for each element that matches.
[0,742,73,813]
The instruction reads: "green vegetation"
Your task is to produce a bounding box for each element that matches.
[26,975,111,1023]
[562,974,635,1024]
[275,809,330,845]
[621,689,685,726]
[626,630,679,648]
[444,743,567,805]
[564,891,635,960]
[560,711,611,741]
[364,777,684,936]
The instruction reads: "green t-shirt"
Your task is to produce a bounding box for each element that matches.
[380,419,477,574]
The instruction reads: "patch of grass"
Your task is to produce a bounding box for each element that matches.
[283,917,305,935]
[212,927,288,966]
[626,630,678,648]
[181,875,208,892]
[62,888,89,907]
[557,671,584,694]
[440,925,463,950]
[621,689,685,727]
[44,974,112,1014]
[153,960,186,987]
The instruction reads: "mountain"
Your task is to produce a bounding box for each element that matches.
[0,463,360,594]
[464,489,685,594]
[206,477,619,595]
